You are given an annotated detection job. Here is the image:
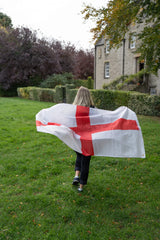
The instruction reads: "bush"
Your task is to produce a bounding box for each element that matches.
[128,92,160,116]
[84,89,160,116]
[40,73,74,88]
[39,73,94,90]
[74,79,94,89]
[87,76,94,89]
[74,79,88,88]
[103,69,150,91]
[103,75,128,90]
[65,84,77,103]
[17,86,30,99]
[39,88,55,102]
[55,85,65,103]
[17,87,55,102]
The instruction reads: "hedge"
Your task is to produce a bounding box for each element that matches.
[128,92,160,116]
[90,90,129,110]
[66,89,160,116]
[17,87,55,102]
[17,86,160,116]
[75,78,94,89]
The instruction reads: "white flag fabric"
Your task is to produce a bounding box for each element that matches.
[36,103,145,158]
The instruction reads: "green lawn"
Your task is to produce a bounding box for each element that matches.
[0,97,160,240]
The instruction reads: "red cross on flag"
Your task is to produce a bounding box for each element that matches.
[36,103,145,158]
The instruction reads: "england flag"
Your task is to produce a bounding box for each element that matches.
[36,103,145,158]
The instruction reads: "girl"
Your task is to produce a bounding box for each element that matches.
[72,86,94,192]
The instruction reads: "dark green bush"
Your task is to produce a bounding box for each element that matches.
[39,88,55,102]
[29,87,41,101]
[74,79,94,89]
[55,85,65,103]
[90,89,160,116]
[74,79,88,88]
[40,73,74,88]
[91,90,115,110]
[87,76,94,89]
[128,92,160,116]
[66,84,77,103]
[39,73,94,90]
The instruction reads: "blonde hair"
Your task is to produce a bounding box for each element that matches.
[73,86,94,107]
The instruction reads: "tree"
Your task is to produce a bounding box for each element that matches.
[0,12,12,28]
[0,26,94,93]
[57,42,76,74]
[74,49,94,79]
[82,0,160,73]
[0,27,61,91]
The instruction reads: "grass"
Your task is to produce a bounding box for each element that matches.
[0,97,160,240]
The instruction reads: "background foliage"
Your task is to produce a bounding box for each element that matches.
[40,73,75,89]
[17,86,160,116]
[91,89,160,116]
[0,14,94,95]
[0,12,12,28]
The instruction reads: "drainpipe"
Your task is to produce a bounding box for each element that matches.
[94,45,97,89]
[122,38,126,78]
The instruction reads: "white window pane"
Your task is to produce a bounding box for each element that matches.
[106,40,110,54]
[130,35,136,49]
[105,62,110,78]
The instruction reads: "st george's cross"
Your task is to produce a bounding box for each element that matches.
[36,103,145,158]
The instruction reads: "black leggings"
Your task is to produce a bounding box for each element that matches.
[75,152,91,185]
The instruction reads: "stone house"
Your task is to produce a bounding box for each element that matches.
[94,24,160,96]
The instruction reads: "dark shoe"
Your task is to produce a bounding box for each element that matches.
[72,177,80,185]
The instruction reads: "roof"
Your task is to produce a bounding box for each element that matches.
[95,38,105,46]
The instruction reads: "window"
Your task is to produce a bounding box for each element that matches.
[105,40,110,54]
[104,62,110,78]
[129,35,136,49]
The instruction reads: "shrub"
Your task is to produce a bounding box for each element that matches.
[103,75,128,90]
[65,84,77,103]
[128,92,160,116]
[91,89,116,110]
[17,87,30,99]
[17,87,55,102]
[103,69,150,91]
[87,76,94,89]
[40,73,74,88]
[74,79,88,88]
[74,79,94,89]
[90,89,160,116]
[39,88,55,102]
[55,85,65,103]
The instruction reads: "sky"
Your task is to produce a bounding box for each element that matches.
[0,0,107,50]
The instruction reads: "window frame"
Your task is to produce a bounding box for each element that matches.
[104,62,110,78]
[129,34,136,49]
[105,39,110,54]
